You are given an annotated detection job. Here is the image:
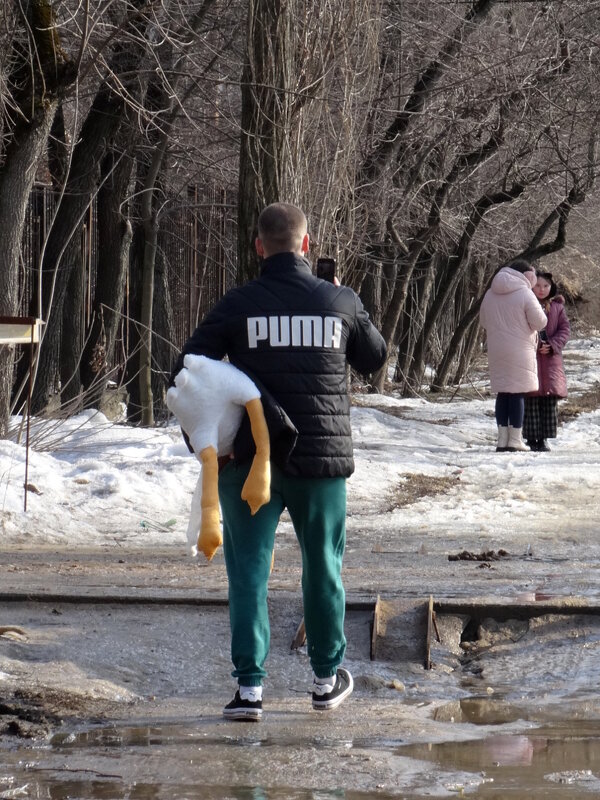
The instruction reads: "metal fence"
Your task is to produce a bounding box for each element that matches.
[162,183,237,347]
[21,183,236,355]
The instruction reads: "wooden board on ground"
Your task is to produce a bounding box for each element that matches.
[370,597,429,667]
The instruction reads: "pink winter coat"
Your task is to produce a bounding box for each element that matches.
[479,267,547,393]
[527,296,570,398]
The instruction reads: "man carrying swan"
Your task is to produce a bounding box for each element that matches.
[171,202,387,720]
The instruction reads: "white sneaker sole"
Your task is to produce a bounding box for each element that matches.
[312,669,354,710]
[223,707,262,721]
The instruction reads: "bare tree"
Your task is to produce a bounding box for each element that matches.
[22,0,152,415]
[0,0,75,434]
[4,0,600,436]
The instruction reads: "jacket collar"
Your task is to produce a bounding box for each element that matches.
[260,252,312,276]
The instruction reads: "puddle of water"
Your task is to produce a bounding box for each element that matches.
[433,697,527,725]
[5,718,600,799]
[400,730,600,797]
[0,774,402,800]
[1,724,406,800]
[48,726,366,751]
[0,782,397,799]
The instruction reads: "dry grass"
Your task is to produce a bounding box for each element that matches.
[373,405,459,426]
[387,473,459,510]
[560,382,600,422]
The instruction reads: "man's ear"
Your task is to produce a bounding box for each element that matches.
[255,237,265,257]
[301,233,309,254]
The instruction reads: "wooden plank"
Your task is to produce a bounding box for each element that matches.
[290,617,306,650]
[425,595,433,670]
[434,598,600,621]
[370,598,428,664]
[370,594,381,660]
[0,318,44,344]
[0,316,39,324]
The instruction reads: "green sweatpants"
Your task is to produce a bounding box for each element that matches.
[218,461,347,686]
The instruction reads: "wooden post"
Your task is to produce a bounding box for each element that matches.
[0,317,44,511]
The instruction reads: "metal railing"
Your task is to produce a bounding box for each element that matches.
[20,183,236,356]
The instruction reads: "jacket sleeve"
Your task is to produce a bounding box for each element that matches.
[549,304,570,354]
[525,293,548,333]
[346,293,387,376]
[169,299,230,384]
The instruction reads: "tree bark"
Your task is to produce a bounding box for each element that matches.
[0,0,75,433]
[60,240,85,407]
[151,242,176,419]
[80,147,135,404]
[128,0,216,425]
[0,112,58,433]
[27,2,149,414]
[139,210,158,427]
[237,0,295,283]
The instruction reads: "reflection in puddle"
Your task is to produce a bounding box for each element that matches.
[0,782,386,799]
[0,776,400,800]
[433,697,526,725]
[3,726,401,800]
[401,732,600,796]
[4,720,600,799]
[50,726,360,751]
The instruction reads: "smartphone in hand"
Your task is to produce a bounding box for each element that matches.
[316,257,336,283]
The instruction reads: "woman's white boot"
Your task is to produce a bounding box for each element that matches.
[507,426,529,452]
[496,426,509,452]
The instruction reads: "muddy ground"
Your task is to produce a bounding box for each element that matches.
[2,345,600,797]
[3,529,600,798]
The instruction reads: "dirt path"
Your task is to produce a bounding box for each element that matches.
[2,343,600,796]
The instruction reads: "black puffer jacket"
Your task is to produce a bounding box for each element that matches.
[174,253,387,478]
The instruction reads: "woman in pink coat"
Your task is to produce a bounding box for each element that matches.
[523,271,570,452]
[479,260,547,452]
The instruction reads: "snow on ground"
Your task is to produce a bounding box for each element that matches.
[1,336,599,552]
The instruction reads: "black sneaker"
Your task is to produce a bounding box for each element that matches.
[312,667,353,710]
[223,690,262,721]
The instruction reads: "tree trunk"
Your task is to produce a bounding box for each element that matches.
[27,3,149,413]
[370,236,433,393]
[410,185,525,392]
[0,111,58,433]
[405,254,437,389]
[237,60,263,285]
[126,0,217,424]
[454,318,480,386]
[237,0,295,283]
[59,239,85,408]
[126,227,144,422]
[139,216,157,427]
[152,243,176,420]
[432,300,483,391]
[0,0,75,433]
[80,148,134,405]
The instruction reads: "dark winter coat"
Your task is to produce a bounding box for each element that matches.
[528,295,570,398]
[173,252,387,478]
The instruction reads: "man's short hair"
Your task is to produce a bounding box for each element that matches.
[257,203,307,254]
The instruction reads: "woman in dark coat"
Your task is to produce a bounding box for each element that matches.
[523,270,570,451]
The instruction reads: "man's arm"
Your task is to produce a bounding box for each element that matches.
[170,302,229,384]
[346,293,387,376]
